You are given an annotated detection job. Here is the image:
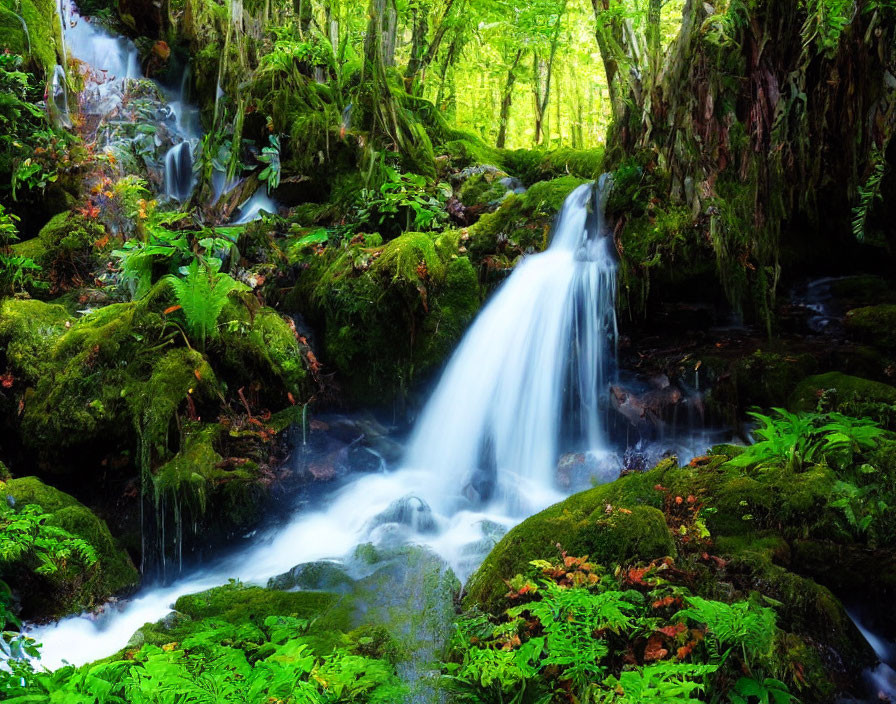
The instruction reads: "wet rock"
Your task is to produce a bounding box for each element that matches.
[267,560,354,593]
[610,382,683,430]
[367,495,437,534]
[556,450,622,489]
[347,545,460,704]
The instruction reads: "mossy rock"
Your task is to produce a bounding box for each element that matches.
[500,147,604,184]
[789,372,896,412]
[292,230,481,403]
[465,478,675,611]
[465,177,586,266]
[845,304,896,349]
[173,582,336,627]
[0,298,71,381]
[153,422,265,532]
[19,296,219,454]
[457,170,510,207]
[1,476,138,618]
[37,211,104,255]
[0,0,63,73]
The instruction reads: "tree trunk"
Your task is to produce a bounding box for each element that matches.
[532,0,565,145]
[496,49,523,149]
[605,0,896,322]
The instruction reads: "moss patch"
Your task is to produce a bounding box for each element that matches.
[1,476,138,618]
[845,304,896,349]
[790,372,896,412]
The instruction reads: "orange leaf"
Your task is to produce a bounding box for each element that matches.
[644,634,668,662]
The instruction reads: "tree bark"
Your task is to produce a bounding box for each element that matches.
[496,49,523,148]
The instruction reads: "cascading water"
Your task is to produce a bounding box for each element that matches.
[57,0,198,203]
[28,179,625,668]
[163,142,194,202]
[405,179,618,502]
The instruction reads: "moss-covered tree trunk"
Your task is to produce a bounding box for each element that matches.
[605,0,896,322]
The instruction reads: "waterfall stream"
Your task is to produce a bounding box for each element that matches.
[28,178,635,669]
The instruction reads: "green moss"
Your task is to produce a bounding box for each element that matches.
[38,211,103,255]
[153,423,263,528]
[372,231,446,283]
[218,306,306,399]
[294,230,480,403]
[10,235,47,260]
[790,372,896,412]
[500,147,604,184]
[2,476,138,617]
[174,581,336,627]
[20,301,167,449]
[464,476,672,611]
[522,175,587,212]
[458,170,510,207]
[0,298,71,381]
[845,304,896,349]
[0,0,63,73]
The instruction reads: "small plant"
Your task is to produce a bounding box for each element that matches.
[0,203,42,295]
[257,134,282,193]
[355,167,449,236]
[728,409,886,471]
[164,258,249,349]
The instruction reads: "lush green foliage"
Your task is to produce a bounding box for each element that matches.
[444,553,792,703]
[0,614,403,703]
[165,259,249,350]
[0,202,41,295]
[729,408,886,472]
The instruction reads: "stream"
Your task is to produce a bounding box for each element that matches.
[28,3,720,671]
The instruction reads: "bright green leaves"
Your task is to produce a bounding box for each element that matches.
[165,259,249,350]
[0,502,98,578]
[257,135,282,193]
[727,408,886,472]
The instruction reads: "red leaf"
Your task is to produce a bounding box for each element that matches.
[644,634,668,662]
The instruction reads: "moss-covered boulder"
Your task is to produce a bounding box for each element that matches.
[290,229,480,403]
[36,210,105,286]
[0,298,71,380]
[152,422,267,546]
[0,0,63,73]
[465,488,675,611]
[465,450,883,689]
[845,304,896,349]
[15,299,219,454]
[217,305,307,402]
[0,476,138,618]
[790,372,896,412]
[465,176,587,276]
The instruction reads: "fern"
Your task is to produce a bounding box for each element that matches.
[164,259,248,350]
[678,597,777,669]
[851,148,888,242]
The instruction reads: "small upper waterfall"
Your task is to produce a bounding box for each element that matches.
[57,0,199,203]
[163,142,194,202]
[406,178,618,501]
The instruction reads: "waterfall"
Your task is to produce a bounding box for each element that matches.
[405,178,617,503]
[27,181,622,668]
[233,187,277,223]
[163,142,194,201]
[56,0,199,202]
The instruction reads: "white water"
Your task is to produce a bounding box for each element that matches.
[850,612,896,702]
[58,0,198,202]
[28,180,624,669]
[234,187,277,223]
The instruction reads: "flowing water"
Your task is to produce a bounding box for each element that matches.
[56,0,271,216]
[27,178,649,669]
